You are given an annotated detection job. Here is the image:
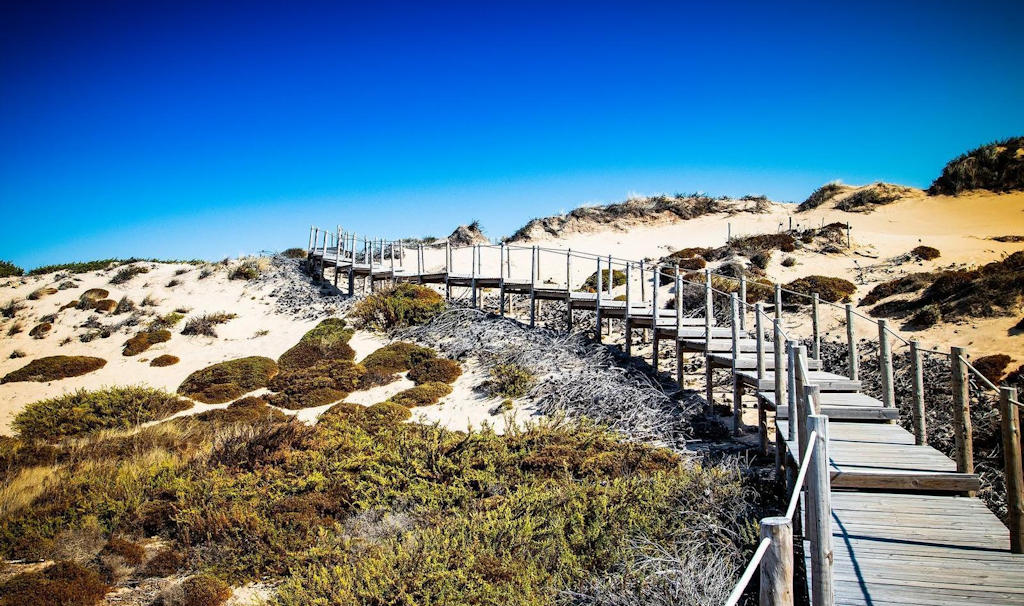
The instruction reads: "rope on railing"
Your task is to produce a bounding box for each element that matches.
[723,538,772,606]
[958,354,1024,408]
[785,430,819,519]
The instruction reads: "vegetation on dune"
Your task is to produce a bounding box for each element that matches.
[181,312,237,338]
[158,573,232,606]
[834,183,912,211]
[388,382,453,407]
[177,356,279,403]
[485,362,536,399]
[929,136,1024,195]
[278,318,355,370]
[350,283,446,331]
[782,275,856,304]
[798,182,848,211]
[28,258,204,277]
[912,245,941,260]
[93,298,117,313]
[2,356,107,384]
[582,269,626,292]
[2,299,25,318]
[973,354,1013,385]
[406,358,462,385]
[28,286,58,300]
[361,341,436,375]
[195,397,288,424]
[150,354,180,367]
[29,322,52,339]
[113,296,136,314]
[0,259,24,278]
[12,387,191,441]
[229,258,266,281]
[123,329,172,356]
[865,252,1024,328]
[281,248,307,259]
[109,264,149,285]
[267,360,366,409]
[0,560,110,606]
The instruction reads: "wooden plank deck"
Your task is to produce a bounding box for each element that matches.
[820,492,1024,605]
[761,391,900,421]
[737,369,861,392]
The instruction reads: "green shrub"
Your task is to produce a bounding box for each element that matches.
[123,329,171,356]
[151,312,185,330]
[229,259,263,281]
[150,354,180,367]
[267,360,366,409]
[2,356,107,384]
[278,318,355,370]
[930,136,1024,194]
[676,256,706,270]
[835,183,908,211]
[0,260,23,278]
[142,547,185,576]
[908,304,941,328]
[729,233,795,256]
[159,573,231,606]
[582,269,626,292]
[101,536,145,566]
[177,357,279,403]
[407,358,462,384]
[282,248,307,259]
[781,256,796,267]
[29,259,122,276]
[0,560,110,606]
[667,247,711,260]
[782,275,856,303]
[388,382,453,407]
[109,265,149,285]
[361,342,436,375]
[181,312,237,337]
[12,387,191,440]
[196,397,288,424]
[486,363,535,399]
[911,245,940,260]
[351,284,446,330]
[859,273,936,306]
[798,182,846,211]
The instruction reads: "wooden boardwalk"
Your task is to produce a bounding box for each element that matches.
[307,232,1024,605]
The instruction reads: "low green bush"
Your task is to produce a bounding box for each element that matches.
[0,260,23,278]
[582,269,626,292]
[406,358,462,385]
[150,354,180,367]
[13,387,191,441]
[486,363,535,399]
[267,360,366,409]
[181,312,237,337]
[278,318,355,370]
[109,265,149,285]
[911,245,941,260]
[0,560,110,606]
[123,329,171,356]
[177,356,279,403]
[2,356,107,384]
[282,248,307,259]
[388,382,453,407]
[782,275,856,303]
[196,397,288,424]
[350,284,446,330]
[929,136,1024,194]
[361,342,436,375]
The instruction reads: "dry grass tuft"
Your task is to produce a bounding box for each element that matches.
[783,275,856,303]
[109,265,149,285]
[930,136,1024,194]
[150,354,180,367]
[157,573,231,606]
[29,322,52,339]
[2,355,107,384]
[181,312,237,337]
[282,248,307,259]
[28,287,58,300]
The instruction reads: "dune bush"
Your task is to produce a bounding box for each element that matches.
[911,245,941,260]
[486,363,535,399]
[782,275,856,304]
[282,248,307,259]
[28,287,58,300]
[123,329,172,356]
[798,181,847,211]
[267,360,366,409]
[150,354,180,367]
[388,382,453,407]
[177,356,279,403]
[109,265,149,285]
[0,560,110,606]
[277,318,355,370]
[12,387,190,441]
[93,299,117,313]
[196,397,288,424]
[973,354,1012,385]
[29,322,52,339]
[582,269,626,292]
[158,573,231,606]
[930,136,1024,194]
[361,341,436,375]
[351,284,446,331]
[229,258,267,281]
[0,260,24,278]
[407,358,462,385]
[2,356,107,384]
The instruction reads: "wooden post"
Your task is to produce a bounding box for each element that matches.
[731,293,742,435]
[739,274,747,331]
[652,264,660,373]
[347,232,356,296]
[704,268,714,412]
[999,386,1023,554]
[530,246,537,328]
[445,240,451,273]
[334,227,342,287]
[755,303,767,454]
[909,340,927,445]
[878,319,895,409]
[565,249,573,328]
[308,225,315,257]
[607,254,613,297]
[776,324,787,438]
[624,262,632,356]
[787,341,799,447]
[759,517,794,606]
[811,293,820,360]
[676,274,684,385]
[845,303,858,381]
[498,243,506,315]
[594,256,602,342]
[774,283,783,319]
[471,244,478,309]
[319,229,328,283]
[806,414,834,606]
[640,260,646,301]
[950,346,974,483]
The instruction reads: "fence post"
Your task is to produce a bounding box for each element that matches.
[594,256,602,341]
[845,303,858,381]
[909,340,927,445]
[760,517,794,606]
[754,303,767,454]
[878,319,895,409]
[739,274,747,331]
[652,265,661,372]
[1000,386,1023,554]
[498,243,505,313]
[731,293,741,435]
[640,259,646,301]
[811,293,821,360]
[471,245,479,308]
[950,346,975,485]
[774,283,783,320]
[806,414,834,606]
[676,273,685,385]
[347,233,356,296]
[334,227,342,287]
[530,246,537,328]
[308,225,315,257]
[704,269,714,413]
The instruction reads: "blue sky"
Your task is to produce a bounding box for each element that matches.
[1,1,1022,269]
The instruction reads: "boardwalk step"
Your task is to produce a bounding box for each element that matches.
[737,369,859,391]
[708,353,821,371]
[760,391,899,421]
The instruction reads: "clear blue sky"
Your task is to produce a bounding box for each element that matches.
[2,1,1022,269]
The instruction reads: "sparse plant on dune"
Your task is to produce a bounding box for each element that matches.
[2,356,107,384]
[229,257,268,281]
[28,287,58,300]
[181,312,237,337]
[0,260,24,278]
[930,136,1024,194]
[281,248,307,259]
[911,245,940,260]
[150,354,180,367]
[109,264,149,285]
